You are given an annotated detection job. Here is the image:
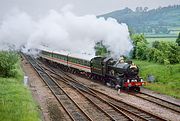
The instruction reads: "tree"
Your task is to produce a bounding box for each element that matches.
[152,49,165,63]
[143,7,148,12]
[176,32,180,46]
[152,41,160,48]
[94,41,108,56]
[0,51,19,77]
[131,34,148,46]
[131,34,180,64]
[131,34,148,59]
[151,41,180,64]
[135,7,143,12]
[168,43,180,64]
[146,48,155,61]
[135,42,147,60]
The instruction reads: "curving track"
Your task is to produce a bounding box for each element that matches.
[24,54,135,121]
[23,54,175,121]
[118,89,180,114]
[39,57,168,121]
[23,54,92,121]
[131,92,180,114]
[43,64,134,121]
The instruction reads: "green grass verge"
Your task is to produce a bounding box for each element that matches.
[0,60,40,121]
[133,60,180,98]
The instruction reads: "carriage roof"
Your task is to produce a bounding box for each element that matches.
[40,47,95,61]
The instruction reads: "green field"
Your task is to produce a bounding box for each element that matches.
[133,60,180,98]
[146,37,176,42]
[170,30,180,35]
[145,26,180,43]
[145,37,176,46]
[0,59,40,121]
[145,33,178,44]
[168,26,180,30]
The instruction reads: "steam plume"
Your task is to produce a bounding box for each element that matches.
[0,8,133,58]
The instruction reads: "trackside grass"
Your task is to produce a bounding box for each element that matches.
[0,60,40,121]
[133,60,180,98]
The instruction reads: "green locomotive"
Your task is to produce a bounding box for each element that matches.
[40,48,145,91]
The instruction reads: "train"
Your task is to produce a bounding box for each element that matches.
[39,48,145,92]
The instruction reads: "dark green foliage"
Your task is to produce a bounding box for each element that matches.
[135,42,147,60]
[131,34,180,64]
[149,41,180,64]
[131,34,148,59]
[99,5,180,33]
[94,41,109,56]
[176,32,180,46]
[152,41,160,48]
[0,51,19,77]
[131,34,148,45]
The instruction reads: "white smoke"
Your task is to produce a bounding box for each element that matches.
[0,7,133,58]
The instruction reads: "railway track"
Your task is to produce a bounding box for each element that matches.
[44,65,134,120]
[90,88,167,121]
[131,92,180,114]
[51,73,133,121]
[25,54,135,121]
[23,54,92,121]
[52,59,180,115]
[39,59,168,121]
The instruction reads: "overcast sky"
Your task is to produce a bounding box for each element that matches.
[0,0,180,16]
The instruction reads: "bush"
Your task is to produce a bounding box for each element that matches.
[151,41,180,64]
[0,51,19,77]
[131,34,180,64]
[0,59,40,121]
[131,34,148,59]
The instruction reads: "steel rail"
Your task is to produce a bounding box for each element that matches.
[90,88,168,121]
[121,90,180,114]
[39,58,168,121]
[23,54,93,121]
[135,92,180,113]
[51,74,134,121]
[40,60,134,121]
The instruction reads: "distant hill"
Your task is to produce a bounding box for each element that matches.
[99,5,180,34]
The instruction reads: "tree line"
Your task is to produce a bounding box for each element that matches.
[1,33,179,78]
[94,33,180,65]
[131,33,180,64]
[100,5,180,34]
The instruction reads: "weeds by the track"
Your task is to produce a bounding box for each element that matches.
[0,58,40,121]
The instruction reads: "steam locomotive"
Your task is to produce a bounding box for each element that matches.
[39,48,145,91]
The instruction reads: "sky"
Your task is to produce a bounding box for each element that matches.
[0,0,179,56]
[0,0,133,56]
[0,0,179,17]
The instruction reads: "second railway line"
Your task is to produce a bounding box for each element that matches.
[32,54,169,121]
[22,53,180,121]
